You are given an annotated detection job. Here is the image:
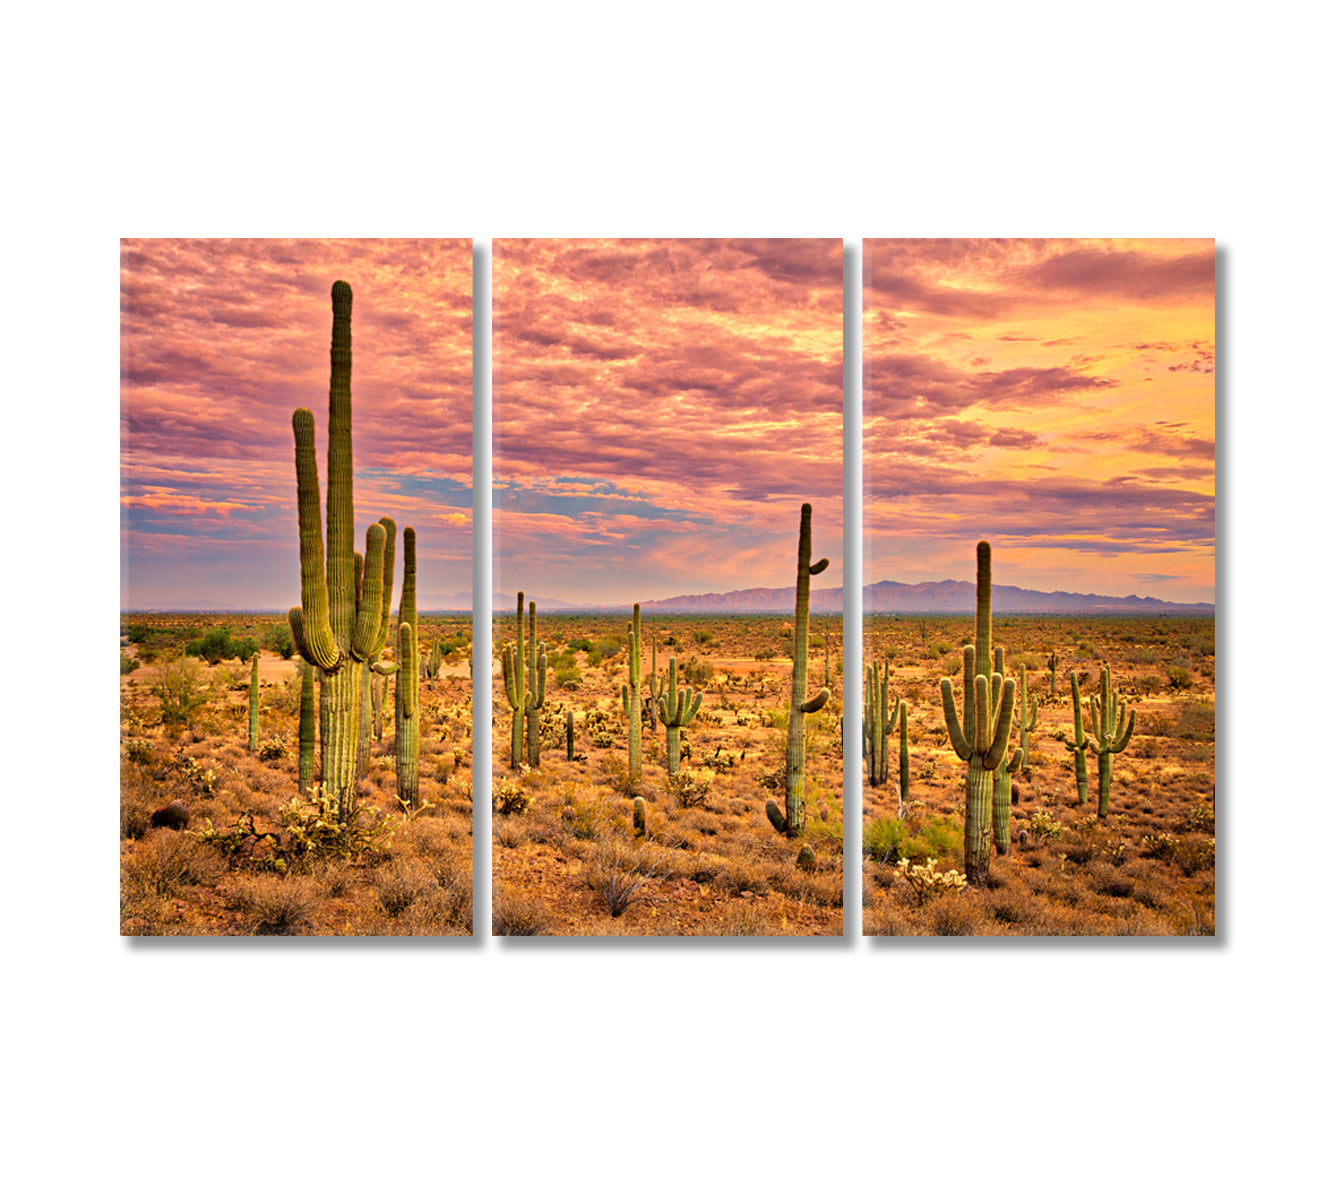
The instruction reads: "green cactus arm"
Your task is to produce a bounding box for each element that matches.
[290,408,340,671]
[682,688,703,726]
[353,551,364,608]
[810,557,829,575]
[991,647,1006,709]
[660,657,679,724]
[885,694,899,737]
[940,679,973,761]
[621,683,632,719]
[288,606,313,667]
[372,661,399,676]
[1006,748,1023,773]
[973,674,992,756]
[982,677,1017,771]
[1111,707,1135,754]
[502,646,519,708]
[351,521,386,660]
[1071,672,1087,746]
[530,644,546,709]
[372,517,397,655]
[961,645,977,746]
[801,687,831,714]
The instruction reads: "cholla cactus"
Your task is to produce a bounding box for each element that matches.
[658,655,703,777]
[287,281,399,820]
[894,857,967,905]
[767,503,831,838]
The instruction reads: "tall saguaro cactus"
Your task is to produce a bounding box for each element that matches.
[940,542,1018,884]
[500,592,526,770]
[524,600,546,768]
[1069,672,1091,806]
[767,503,830,838]
[990,646,1024,855]
[863,658,897,786]
[1086,663,1136,819]
[658,656,703,776]
[896,698,910,814]
[621,603,644,779]
[395,527,421,808]
[248,653,260,752]
[287,281,397,820]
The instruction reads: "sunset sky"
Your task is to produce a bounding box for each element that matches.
[493,239,843,606]
[864,238,1215,604]
[121,239,473,610]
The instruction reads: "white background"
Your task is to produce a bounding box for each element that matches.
[7,3,1324,1196]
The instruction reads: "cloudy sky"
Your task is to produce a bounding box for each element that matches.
[493,239,844,605]
[864,238,1215,603]
[121,239,473,610]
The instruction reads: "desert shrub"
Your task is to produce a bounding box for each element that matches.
[594,635,622,658]
[121,652,139,675]
[681,656,713,686]
[228,875,319,933]
[493,779,531,815]
[1183,802,1215,834]
[1140,712,1174,737]
[1165,663,1193,690]
[151,656,212,731]
[492,893,552,936]
[267,623,295,659]
[124,737,154,765]
[587,841,669,917]
[666,768,712,808]
[124,830,220,897]
[1174,703,1214,742]
[930,895,980,935]
[555,664,581,689]
[373,861,435,916]
[894,857,967,905]
[186,628,260,665]
[170,752,218,798]
[694,629,714,644]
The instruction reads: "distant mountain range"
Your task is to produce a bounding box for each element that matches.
[487,581,1213,616]
[124,581,1213,617]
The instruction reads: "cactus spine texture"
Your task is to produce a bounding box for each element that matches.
[287,281,397,820]
[940,542,1018,884]
[621,603,644,779]
[394,527,420,809]
[298,659,315,795]
[1087,663,1136,818]
[500,592,526,770]
[767,503,830,838]
[524,601,546,768]
[658,656,703,776]
[863,658,897,787]
[248,653,260,752]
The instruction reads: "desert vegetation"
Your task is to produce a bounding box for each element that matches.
[120,281,472,935]
[490,586,843,936]
[862,542,1215,936]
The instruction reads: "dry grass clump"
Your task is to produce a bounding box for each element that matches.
[492,892,554,936]
[227,875,321,934]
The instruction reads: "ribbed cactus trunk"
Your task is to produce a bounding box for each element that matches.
[659,655,702,777]
[287,281,396,821]
[1018,664,1037,770]
[991,647,1016,855]
[565,710,575,761]
[298,659,315,796]
[395,527,420,809]
[621,603,643,779]
[524,601,545,768]
[247,653,260,752]
[768,503,830,837]
[863,659,894,786]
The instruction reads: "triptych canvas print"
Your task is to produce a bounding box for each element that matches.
[120,237,1215,938]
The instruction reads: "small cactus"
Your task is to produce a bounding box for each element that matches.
[1017,663,1038,770]
[633,798,646,839]
[566,709,575,761]
[1083,663,1136,819]
[896,698,910,814]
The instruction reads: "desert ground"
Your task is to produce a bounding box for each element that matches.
[490,611,844,936]
[120,613,473,936]
[862,615,1215,935]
